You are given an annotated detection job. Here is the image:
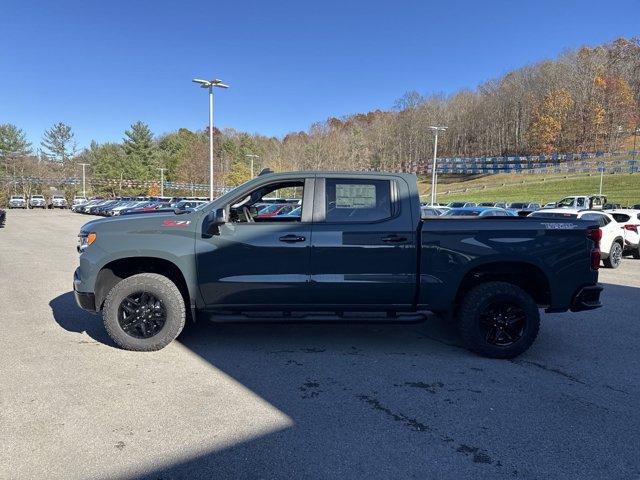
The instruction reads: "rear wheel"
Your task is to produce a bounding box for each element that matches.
[103,273,185,351]
[603,242,623,268]
[457,281,540,359]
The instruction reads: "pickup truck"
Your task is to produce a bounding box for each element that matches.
[73,171,603,359]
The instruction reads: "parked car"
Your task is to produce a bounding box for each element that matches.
[420,206,443,217]
[119,202,172,216]
[632,204,640,210]
[446,201,477,208]
[603,203,621,210]
[529,209,624,268]
[49,195,68,209]
[555,195,606,211]
[256,203,297,218]
[543,202,556,209]
[74,199,100,213]
[29,195,47,209]
[73,171,602,359]
[174,200,208,210]
[8,195,27,209]
[73,196,88,207]
[608,210,640,259]
[108,201,147,216]
[444,207,515,217]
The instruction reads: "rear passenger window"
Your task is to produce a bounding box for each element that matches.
[325,179,392,222]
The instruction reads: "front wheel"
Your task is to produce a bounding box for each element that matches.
[603,242,622,268]
[456,281,540,359]
[103,273,186,351]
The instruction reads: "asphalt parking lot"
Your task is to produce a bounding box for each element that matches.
[1,209,640,480]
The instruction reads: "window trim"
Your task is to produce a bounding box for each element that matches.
[314,177,400,224]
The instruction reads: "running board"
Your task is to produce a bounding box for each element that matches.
[204,310,429,323]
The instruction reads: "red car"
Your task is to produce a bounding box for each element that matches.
[256,203,296,218]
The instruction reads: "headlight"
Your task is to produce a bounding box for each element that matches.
[77,232,97,253]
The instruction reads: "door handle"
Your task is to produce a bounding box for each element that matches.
[382,234,408,243]
[279,234,306,243]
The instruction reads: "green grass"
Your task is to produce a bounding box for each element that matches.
[418,172,640,206]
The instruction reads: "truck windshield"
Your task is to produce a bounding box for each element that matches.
[556,197,576,208]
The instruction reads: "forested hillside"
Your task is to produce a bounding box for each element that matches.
[1,37,639,197]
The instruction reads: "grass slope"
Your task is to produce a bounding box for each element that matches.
[418,173,640,205]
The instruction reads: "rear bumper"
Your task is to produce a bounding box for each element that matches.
[569,284,603,312]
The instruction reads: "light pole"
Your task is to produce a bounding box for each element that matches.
[79,163,89,198]
[428,126,447,205]
[158,168,166,197]
[245,154,259,178]
[192,78,229,200]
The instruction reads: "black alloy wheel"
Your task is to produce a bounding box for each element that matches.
[118,291,167,339]
[478,302,526,346]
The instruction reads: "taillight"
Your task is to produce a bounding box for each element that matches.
[587,227,601,271]
[624,224,638,233]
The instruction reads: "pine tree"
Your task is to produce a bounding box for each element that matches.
[0,124,32,158]
[123,121,156,178]
[41,122,76,162]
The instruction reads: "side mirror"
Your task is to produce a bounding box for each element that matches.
[211,208,227,225]
[204,207,227,236]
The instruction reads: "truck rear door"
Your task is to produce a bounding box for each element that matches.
[308,174,417,309]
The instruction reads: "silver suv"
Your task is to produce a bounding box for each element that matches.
[8,195,27,209]
[29,195,47,209]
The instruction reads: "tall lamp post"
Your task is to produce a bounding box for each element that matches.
[245,154,259,178]
[158,168,166,197]
[428,126,447,205]
[192,78,229,200]
[79,163,89,198]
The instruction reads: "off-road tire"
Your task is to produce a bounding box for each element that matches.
[457,281,540,359]
[103,273,185,351]
[603,242,623,268]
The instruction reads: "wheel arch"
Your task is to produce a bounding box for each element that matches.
[454,260,552,308]
[95,257,191,316]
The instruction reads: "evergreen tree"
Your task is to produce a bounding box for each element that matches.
[41,122,76,162]
[0,124,32,158]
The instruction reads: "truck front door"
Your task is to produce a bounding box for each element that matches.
[196,177,314,309]
[308,175,418,310]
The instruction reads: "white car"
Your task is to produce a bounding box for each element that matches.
[608,209,640,259]
[109,201,147,216]
[8,195,27,209]
[50,195,68,209]
[529,209,625,268]
[73,196,88,206]
[29,195,47,209]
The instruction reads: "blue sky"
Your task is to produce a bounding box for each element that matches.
[2,0,638,149]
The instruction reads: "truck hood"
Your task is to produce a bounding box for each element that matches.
[80,209,200,234]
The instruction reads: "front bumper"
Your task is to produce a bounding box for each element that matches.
[74,268,97,312]
[569,284,603,312]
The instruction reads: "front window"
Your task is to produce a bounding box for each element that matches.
[556,197,576,208]
[229,180,305,223]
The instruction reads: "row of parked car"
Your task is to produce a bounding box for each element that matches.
[72,196,209,216]
[422,194,640,269]
[6,194,74,209]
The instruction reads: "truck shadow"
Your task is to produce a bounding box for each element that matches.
[49,282,640,479]
[49,291,118,347]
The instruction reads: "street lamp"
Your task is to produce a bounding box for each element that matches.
[78,163,89,198]
[158,167,166,197]
[192,78,229,200]
[428,126,447,205]
[245,154,259,178]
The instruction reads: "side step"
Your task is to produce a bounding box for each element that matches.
[204,310,429,323]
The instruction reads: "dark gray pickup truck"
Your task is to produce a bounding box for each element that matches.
[74,171,602,358]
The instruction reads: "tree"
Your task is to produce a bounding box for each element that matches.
[41,122,76,162]
[0,124,32,158]
[123,122,154,160]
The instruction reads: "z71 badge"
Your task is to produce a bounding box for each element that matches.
[161,219,191,227]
